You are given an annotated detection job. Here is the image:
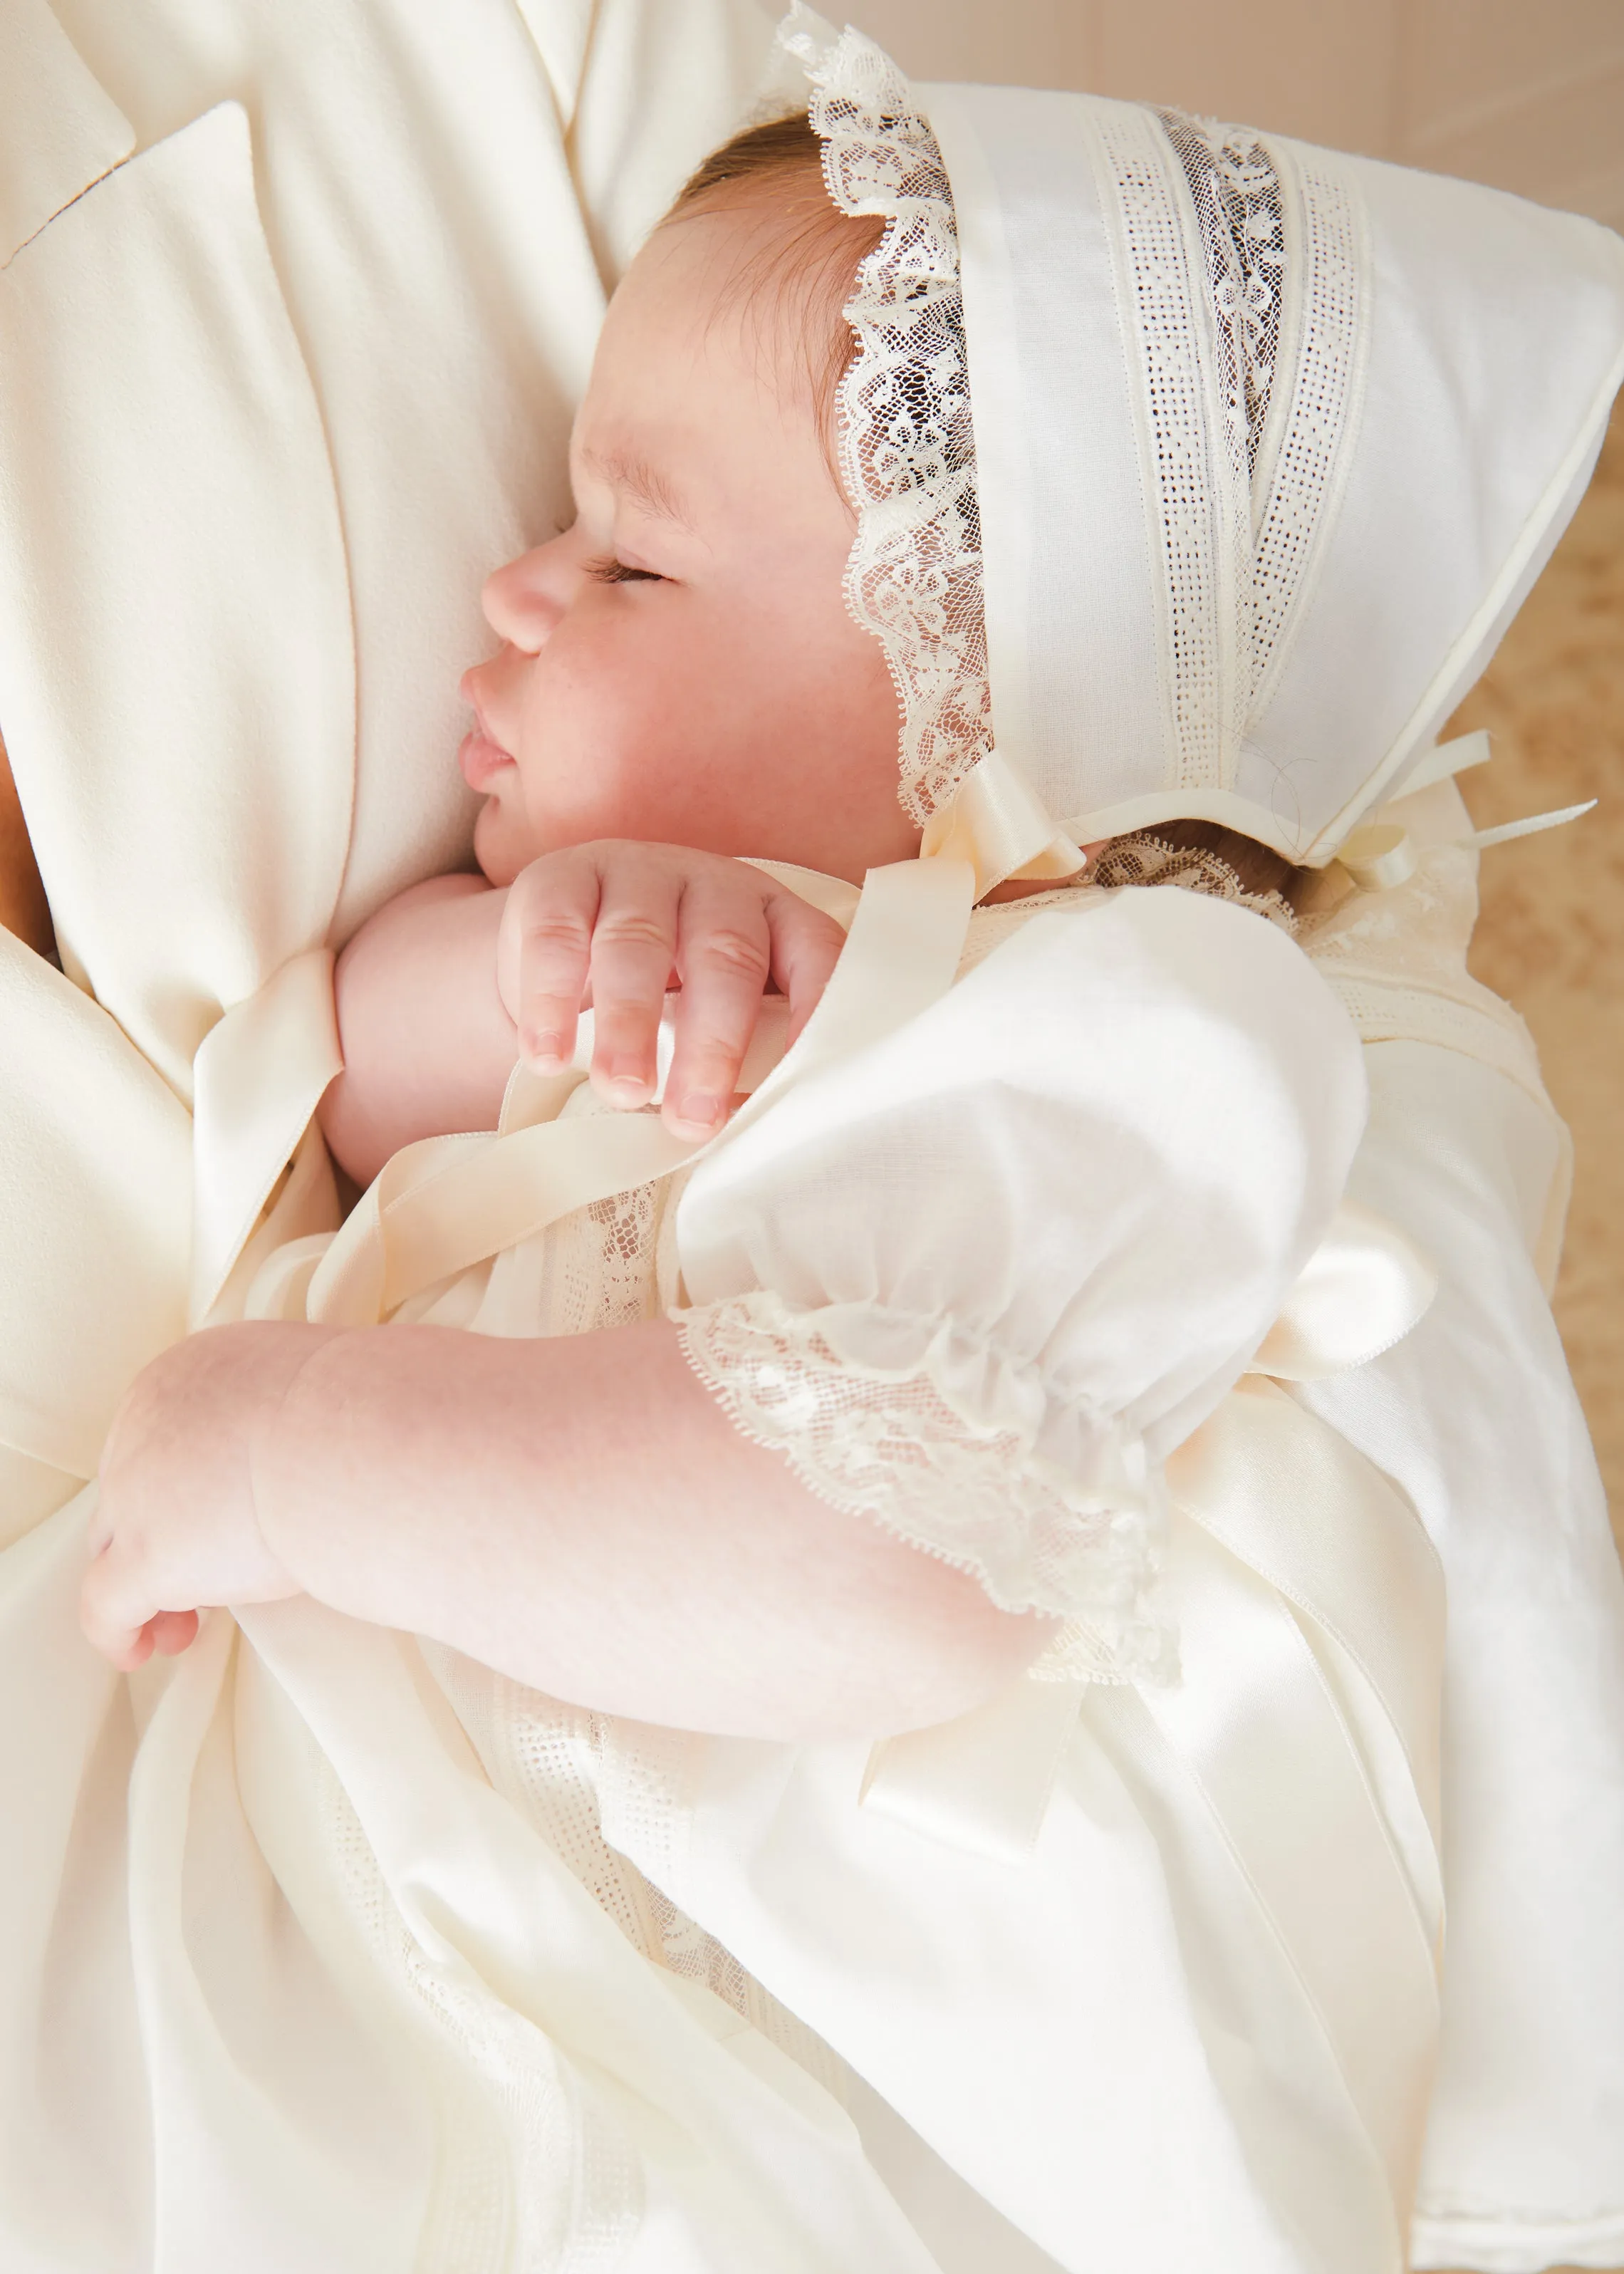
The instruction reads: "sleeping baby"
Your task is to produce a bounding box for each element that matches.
[72,21,1624,2266]
[81,102,1343,1710]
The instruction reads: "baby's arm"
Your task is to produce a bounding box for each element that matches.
[320,875,515,1187]
[81,1315,1046,1737]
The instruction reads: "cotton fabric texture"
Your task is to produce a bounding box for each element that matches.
[0,5,1622,2273]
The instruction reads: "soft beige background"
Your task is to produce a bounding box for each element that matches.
[1450,403,1624,1583]
[850,14,1624,2272]
[853,0,1624,227]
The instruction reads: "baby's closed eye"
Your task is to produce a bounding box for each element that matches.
[585,557,665,584]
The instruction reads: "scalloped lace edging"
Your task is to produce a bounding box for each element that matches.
[782,9,991,823]
[1093,830,1300,933]
[677,1287,1172,1678]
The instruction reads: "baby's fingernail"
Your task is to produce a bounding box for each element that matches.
[524,1032,566,1069]
[671,1094,722,1136]
[603,1058,651,1106]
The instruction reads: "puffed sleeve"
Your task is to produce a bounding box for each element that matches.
[671,886,1368,1668]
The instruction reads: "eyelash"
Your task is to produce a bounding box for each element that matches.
[585,556,664,585]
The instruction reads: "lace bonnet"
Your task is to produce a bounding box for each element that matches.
[779,8,1624,893]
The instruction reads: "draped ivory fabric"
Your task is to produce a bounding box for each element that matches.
[0,6,1622,2274]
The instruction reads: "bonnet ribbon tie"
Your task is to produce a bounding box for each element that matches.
[1338,728,1596,891]
[919,749,1086,900]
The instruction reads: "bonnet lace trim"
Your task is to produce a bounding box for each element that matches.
[785,14,991,822]
[785,16,1368,843]
[1092,831,1299,934]
[677,1287,1172,1679]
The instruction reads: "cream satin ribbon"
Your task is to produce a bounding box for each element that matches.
[1338,727,1596,891]
[190,947,343,1326]
[920,748,1086,900]
[932,726,1594,902]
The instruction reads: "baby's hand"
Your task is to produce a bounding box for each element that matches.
[496,843,845,1140]
[78,1324,321,1670]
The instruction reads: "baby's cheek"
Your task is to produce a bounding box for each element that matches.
[556,616,730,822]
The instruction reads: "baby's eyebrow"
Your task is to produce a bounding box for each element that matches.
[578,447,696,534]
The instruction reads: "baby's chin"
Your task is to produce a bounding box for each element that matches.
[472,794,533,888]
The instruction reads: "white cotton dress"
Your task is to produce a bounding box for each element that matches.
[1,3,1623,2271]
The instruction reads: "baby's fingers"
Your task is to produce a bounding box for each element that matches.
[588,857,684,1109]
[80,1541,181,1671]
[763,888,846,1045]
[663,879,779,1139]
[500,853,600,1073]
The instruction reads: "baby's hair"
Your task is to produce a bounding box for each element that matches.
[667,117,1311,917]
[663,114,883,450]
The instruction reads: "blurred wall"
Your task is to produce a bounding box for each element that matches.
[852,0,1624,228]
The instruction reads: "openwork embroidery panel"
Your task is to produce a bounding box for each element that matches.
[317,1728,641,2270]
[790,20,991,821]
[1098,108,1368,786]
[1157,110,1285,491]
[1247,155,1368,715]
[1095,103,1239,791]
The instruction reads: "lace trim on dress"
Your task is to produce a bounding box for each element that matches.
[677,1287,1172,1677]
[1092,831,1300,935]
[785,12,991,823]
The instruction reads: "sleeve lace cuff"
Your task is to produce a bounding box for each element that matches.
[675,1289,1172,1679]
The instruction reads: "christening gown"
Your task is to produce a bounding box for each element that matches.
[1,4,1622,2273]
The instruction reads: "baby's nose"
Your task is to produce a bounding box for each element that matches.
[481,545,565,655]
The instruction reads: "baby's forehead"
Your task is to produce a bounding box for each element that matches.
[585,214,835,436]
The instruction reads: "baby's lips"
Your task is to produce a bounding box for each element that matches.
[459,727,515,790]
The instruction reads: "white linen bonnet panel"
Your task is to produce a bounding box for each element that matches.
[780,7,1624,886]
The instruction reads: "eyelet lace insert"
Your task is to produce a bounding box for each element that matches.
[784,13,991,823]
[1093,831,1299,935]
[1092,104,1368,788]
[678,1287,1170,1675]
[1157,112,1285,493]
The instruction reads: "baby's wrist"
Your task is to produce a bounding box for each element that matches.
[241,1321,353,1590]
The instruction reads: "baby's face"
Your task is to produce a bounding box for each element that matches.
[462,209,913,888]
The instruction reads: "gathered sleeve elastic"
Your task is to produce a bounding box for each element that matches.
[670,887,1368,1663]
